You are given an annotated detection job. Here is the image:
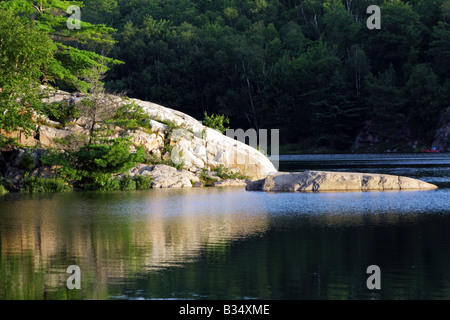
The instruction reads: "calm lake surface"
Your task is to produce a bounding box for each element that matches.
[0,153,449,300]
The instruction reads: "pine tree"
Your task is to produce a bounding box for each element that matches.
[0,0,123,91]
[0,10,54,134]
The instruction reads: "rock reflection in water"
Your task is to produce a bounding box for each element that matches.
[0,189,269,299]
[1,183,449,300]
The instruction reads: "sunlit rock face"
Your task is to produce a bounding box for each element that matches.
[246,171,438,192]
[7,89,277,180]
[130,99,277,179]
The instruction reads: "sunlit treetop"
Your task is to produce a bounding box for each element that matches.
[0,0,123,91]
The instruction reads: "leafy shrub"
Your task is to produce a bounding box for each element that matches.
[21,176,72,193]
[0,184,8,195]
[119,175,137,190]
[109,118,142,131]
[41,149,71,167]
[159,119,179,132]
[73,137,146,173]
[83,172,120,191]
[53,134,89,152]
[134,175,153,190]
[0,135,19,149]
[108,103,152,131]
[212,164,248,180]
[40,149,87,183]
[42,101,80,125]
[40,138,149,190]
[19,150,36,173]
[203,112,230,134]
[199,171,217,187]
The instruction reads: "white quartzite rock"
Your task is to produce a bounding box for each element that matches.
[128,99,278,179]
[124,164,199,189]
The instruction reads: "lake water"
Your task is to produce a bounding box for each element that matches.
[0,153,449,300]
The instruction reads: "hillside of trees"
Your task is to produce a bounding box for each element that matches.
[1,0,450,152]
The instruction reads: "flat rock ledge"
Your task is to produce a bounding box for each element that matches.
[246,171,438,192]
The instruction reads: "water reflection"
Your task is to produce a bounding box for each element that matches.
[0,162,449,300]
[0,189,270,299]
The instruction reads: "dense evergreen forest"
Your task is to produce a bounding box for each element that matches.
[1,0,450,152]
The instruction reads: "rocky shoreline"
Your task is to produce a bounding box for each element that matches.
[0,148,251,192]
[1,146,438,194]
[0,89,439,194]
[0,89,275,193]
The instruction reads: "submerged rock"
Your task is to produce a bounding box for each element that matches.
[246,170,438,192]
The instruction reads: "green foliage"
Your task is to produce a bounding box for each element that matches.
[160,119,179,132]
[428,22,450,77]
[363,66,407,129]
[142,137,185,170]
[42,102,81,126]
[203,112,230,134]
[41,149,71,167]
[83,172,120,191]
[40,137,151,190]
[0,0,123,91]
[134,175,153,190]
[21,176,72,193]
[18,151,36,173]
[212,165,248,180]
[198,171,218,187]
[0,135,20,149]
[198,165,248,187]
[119,175,136,191]
[73,137,145,173]
[0,184,8,195]
[53,134,89,152]
[405,64,442,136]
[108,103,153,131]
[0,10,54,134]
[314,71,367,149]
[362,1,423,74]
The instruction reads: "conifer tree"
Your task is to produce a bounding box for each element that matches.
[0,0,123,91]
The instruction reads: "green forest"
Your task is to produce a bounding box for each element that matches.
[1,0,450,152]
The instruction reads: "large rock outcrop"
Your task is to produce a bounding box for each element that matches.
[246,171,438,192]
[130,98,277,179]
[3,89,277,180]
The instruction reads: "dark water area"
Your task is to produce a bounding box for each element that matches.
[0,153,449,300]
